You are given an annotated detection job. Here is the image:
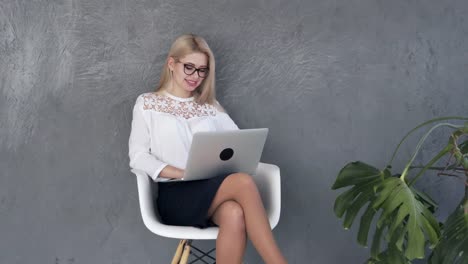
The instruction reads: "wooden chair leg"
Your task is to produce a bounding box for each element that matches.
[171,240,186,264]
[179,242,191,264]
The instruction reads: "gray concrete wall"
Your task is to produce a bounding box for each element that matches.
[1,0,467,263]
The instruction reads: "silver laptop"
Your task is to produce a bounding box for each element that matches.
[168,128,268,182]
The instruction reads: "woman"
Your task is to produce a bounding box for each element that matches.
[128,34,287,264]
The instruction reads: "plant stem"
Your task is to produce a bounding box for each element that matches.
[407,145,452,186]
[400,123,461,182]
[437,172,464,178]
[388,117,468,167]
[464,185,468,214]
[409,165,465,171]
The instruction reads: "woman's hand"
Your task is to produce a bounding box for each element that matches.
[159,165,185,180]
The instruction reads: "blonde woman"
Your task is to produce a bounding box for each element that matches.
[128,34,287,264]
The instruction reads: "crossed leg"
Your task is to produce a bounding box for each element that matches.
[210,200,247,263]
[208,173,287,264]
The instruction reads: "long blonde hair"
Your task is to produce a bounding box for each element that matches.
[155,34,216,105]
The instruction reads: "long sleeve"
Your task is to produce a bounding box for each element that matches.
[214,100,240,130]
[219,113,239,130]
[128,95,168,181]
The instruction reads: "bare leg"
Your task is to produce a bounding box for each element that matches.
[208,173,287,264]
[211,201,247,263]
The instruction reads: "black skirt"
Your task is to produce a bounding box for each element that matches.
[155,173,231,228]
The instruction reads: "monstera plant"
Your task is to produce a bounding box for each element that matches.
[332,117,468,263]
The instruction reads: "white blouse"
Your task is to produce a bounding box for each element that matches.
[128,91,239,182]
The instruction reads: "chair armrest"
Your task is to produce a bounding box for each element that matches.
[131,169,220,240]
[131,169,160,229]
[254,162,281,230]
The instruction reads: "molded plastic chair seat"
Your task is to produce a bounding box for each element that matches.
[132,162,281,262]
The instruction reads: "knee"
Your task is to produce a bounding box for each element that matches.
[228,172,257,190]
[220,201,245,231]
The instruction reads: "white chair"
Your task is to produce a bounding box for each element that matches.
[132,162,281,264]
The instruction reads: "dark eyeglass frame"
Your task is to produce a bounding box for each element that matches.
[176,61,209,78]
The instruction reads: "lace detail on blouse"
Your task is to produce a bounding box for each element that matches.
[141,93,217,119]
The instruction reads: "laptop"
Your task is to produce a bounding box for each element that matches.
[167,128,268,182]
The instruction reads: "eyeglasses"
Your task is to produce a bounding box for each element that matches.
[177,61,209,78]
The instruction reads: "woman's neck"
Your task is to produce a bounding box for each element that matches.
[164,85,192,98]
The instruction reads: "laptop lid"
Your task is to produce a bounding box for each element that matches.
[181,128,269,181]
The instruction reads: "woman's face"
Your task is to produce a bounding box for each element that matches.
[169,52,209,96]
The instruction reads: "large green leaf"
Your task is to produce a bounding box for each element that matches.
[459,138,468,154]
[366,244,411,264]
[332,162,390,245]
[332,161,383,190]
[371,177,441,260]
[429,198,468,264]
[332,162,383,229]
[412,187,438,213]
[332,161,441,261]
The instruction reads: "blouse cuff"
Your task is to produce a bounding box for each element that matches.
[151,163,169,181]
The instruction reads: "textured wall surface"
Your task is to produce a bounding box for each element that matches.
[1,0,467,263]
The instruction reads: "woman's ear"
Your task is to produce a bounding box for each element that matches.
[167,57,175,71]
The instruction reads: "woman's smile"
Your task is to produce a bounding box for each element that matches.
[185,79,198,88]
